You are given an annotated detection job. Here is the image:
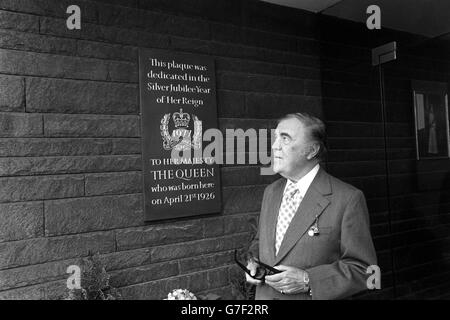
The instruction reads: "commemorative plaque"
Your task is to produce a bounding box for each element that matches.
[139,48,222,221]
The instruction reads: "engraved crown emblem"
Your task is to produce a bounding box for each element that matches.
[172,108,190,128]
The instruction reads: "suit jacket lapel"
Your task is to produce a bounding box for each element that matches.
[274,167,332,265]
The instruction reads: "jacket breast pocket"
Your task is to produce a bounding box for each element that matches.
[306,226,338,263]
[316,226,332,235]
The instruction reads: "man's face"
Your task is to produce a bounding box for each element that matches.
[272,118,313,179]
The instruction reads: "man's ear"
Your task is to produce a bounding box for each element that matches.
[306,143,320,160]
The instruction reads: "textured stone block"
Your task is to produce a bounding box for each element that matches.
[223,213,258,235]
[217,90,246,117]
[100,248,152,271]
[218,118,275,131]
[218,72,304,95]
[120,267,221,300]
[0,138,140,157]
[110,261,179,287]
[0,138,115,157]
[221,166,277,187]
[85,171,142,196]
[0,112,42,137]
[222,185,265,214]
[245,26,300,53]
[179,251,234,274]
[281,51,321,69]
[26,78,138,114]
[45,194,143,235]
[203,217,225,238]
[107,60,138,83]
[0,10,39,32]
[44,114,140,137]
[243,0,318,38]
[39,16,112,41]
[99,4,210,40]
[328,161,385,178]
[198,285,235,300]
[0,49,109,80]
[150,233,250,263]
[150,240,210,263]
[39,16,170,49]
[163,275,189,295]
[0,75,24,112]
[182,271,209,293]
[0,257,79,291]
[304,79,322,96]
[76,39,137,62]
[207,267,230,288]
[0,201,43,242]
[323,98,381,122]
[210,22,244,45]
[327,121,382,138]
[320,81,378,100]
[327,149,385,162]
[328,137,383,150]
[119,279,164,300]
[116,221,203,251]
[0,0,97,21]
[137,0,241,24]
[0,155,141,176]
[0,279,67,300]
[112,138,141,155]
[215,38,319,68]
[0,175,84,202]
[245,93,323,119]
[0,231,115,269]
[0,29,76,56]
[285,65,321,79]
[215,57,285,77]
[321,69,370,85]
[210,41,266,63]
[169,36,211,55]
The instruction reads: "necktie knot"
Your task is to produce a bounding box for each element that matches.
[284,181,298,199]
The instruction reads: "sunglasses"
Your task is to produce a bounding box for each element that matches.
[234,250,281,281]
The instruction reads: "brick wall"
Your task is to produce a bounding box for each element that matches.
[0,0,449,299]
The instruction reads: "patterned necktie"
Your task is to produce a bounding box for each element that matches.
[275,180,302,255]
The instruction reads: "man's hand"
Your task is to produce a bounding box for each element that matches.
[264,265,309,295]
[245,260,262,285]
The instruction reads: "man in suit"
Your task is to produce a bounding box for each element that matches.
[245,113,377,300]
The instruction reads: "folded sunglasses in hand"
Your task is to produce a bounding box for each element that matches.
[234,250,282,282]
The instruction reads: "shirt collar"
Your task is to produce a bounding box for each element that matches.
[284,163,320,198]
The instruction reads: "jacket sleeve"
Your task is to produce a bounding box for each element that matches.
[248,222,260,260]
[248,184,271,259]
[305,189,378,300]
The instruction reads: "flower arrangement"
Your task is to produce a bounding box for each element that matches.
[165,289,198,300]
[65,252,121,300]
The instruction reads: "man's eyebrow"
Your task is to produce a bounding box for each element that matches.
[276,131,292,138]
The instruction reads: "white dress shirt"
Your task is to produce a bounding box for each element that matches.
[283,163,320,206]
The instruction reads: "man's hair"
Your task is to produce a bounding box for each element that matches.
[278,113,328,162]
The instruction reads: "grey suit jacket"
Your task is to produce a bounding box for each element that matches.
[249,166,377,300]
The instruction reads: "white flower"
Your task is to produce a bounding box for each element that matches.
[165,289,197,300]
